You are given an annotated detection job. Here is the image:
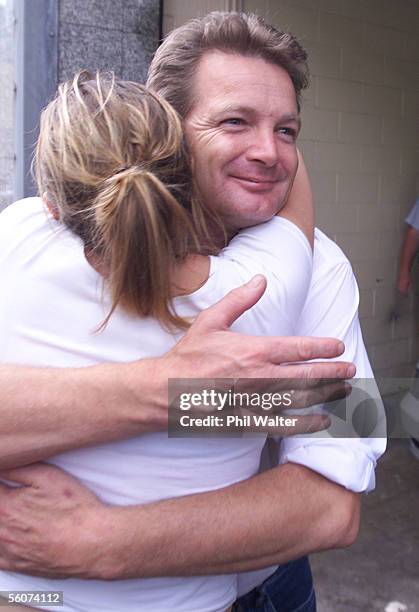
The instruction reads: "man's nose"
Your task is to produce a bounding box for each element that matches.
[246,130,280,167]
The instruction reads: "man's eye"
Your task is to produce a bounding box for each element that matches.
[278,127,297,140]
[223,118,244,126]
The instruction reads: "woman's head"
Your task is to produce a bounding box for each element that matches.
[34,71,213,328]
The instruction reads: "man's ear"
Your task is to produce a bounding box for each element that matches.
[42,192,60,220]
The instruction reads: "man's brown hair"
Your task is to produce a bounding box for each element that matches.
[147,11,309,117]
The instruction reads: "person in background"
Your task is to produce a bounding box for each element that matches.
[398,198,419,460]
[397,198,419,296]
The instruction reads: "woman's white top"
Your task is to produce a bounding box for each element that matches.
[0,198,312,612]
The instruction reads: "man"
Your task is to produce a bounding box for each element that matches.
[0,12,384,612]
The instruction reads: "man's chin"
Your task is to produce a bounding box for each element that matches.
[224,210,278,232]
[227,201,284,230]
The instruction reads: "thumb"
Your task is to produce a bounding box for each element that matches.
[0,463,64,487]
[199,275,267,330]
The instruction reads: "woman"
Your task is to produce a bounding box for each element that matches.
[0,71,314,611]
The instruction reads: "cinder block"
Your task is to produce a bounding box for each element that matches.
[335,231,379,261]
[384,57,419,90]
[381,117,418,147]
[162,13,175,36]
[402,90,419,119]
[363,23,406,60]
[376,362,416,378]
[358,288,375,318]
[60,0,123,30]
[400,148,419,176]
[267,3,318,42]
[304,40,341,79]
[377,231,403,260]
[392,312,417,341]
[340,0,370,21]
[363,84,402,117]
[341,48,385,85]
[243,0,268,15]
[59,23,123,81]
[357,0,417,33]
[358,204,399,233]
[338,173,379,204]
[380,175,411,207]
[314,142,361,172]
[360,146,401,175]
[316,76,364,113]
[373,285,399,317]
[318,12,363,48]
[301,82,315,106]
[403,32,419,63]
[163,0,225,31]
[316,203,358,234]
[300,106,339,142]
[310,171,338,204]
[339,112,381,145]
[360,316,393,346]
[274,0,341,13]
[353,257,397,289]
[370,339,410,371]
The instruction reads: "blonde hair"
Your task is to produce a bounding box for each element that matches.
[34,71,214,329]
[147,11,309,118]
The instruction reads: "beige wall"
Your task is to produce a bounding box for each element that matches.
[163,0,419,377]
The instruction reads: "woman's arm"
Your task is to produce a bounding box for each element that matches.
[277,150,314,248]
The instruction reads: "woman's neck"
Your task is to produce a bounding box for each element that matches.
[85,249,210,298]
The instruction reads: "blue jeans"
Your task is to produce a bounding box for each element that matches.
[234,557,316,612]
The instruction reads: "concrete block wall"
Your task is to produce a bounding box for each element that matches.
[59,0,161,83]
[163,0,419,378]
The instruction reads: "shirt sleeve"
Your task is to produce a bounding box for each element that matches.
[219,217,313,331]
[278,253,386,493]
[405,199,419,230]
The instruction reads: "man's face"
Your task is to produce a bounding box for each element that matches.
[184,51,300,232]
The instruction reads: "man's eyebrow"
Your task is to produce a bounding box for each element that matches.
[211,104,252,116]
[279,114,302,130]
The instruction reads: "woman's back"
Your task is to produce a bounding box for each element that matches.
[0,196,312,612]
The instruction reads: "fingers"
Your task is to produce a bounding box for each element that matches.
[286,381,352,409]
[264,336,346,364]
[197,275,267,330]
[0,463,64,487]
[273,361,356,381]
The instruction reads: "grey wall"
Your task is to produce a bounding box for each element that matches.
[0,1,15,210]
[1,0,162,206]
[58,0,161,83]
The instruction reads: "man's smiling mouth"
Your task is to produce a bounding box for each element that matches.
[231,175,277,183]
[230,175,281,191]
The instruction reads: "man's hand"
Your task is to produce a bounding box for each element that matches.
[397,272,411,296]
[158,274,354,383]
[0,461,360,581]
[0,464,108,578]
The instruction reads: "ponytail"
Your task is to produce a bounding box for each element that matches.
[93,165,199,329]
[34,72,218,330]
